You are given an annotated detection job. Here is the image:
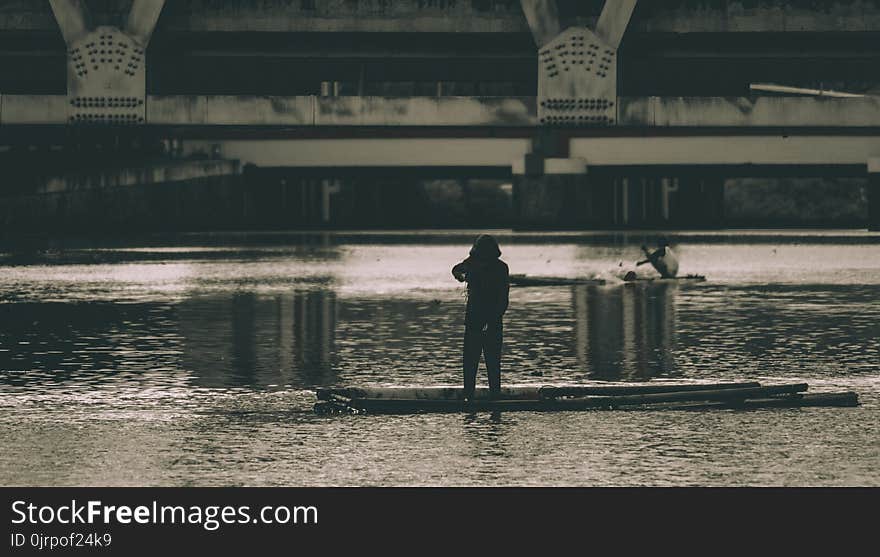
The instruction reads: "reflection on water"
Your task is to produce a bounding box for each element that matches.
[0,232,879,486]
[574,284,676,380]
[0,285,682,390]
[180,291,339,388]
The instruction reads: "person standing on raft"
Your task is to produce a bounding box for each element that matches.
[452,234,510,402]
[637,237,679,278]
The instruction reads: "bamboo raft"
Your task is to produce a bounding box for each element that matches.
[314,382,859,415]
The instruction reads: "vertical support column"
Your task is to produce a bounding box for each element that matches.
[523,0,637,127]
[868,159,880,231]
[519,0,561,48]
[512,156,589,229]
[595,0,639,49]
[321,179,341,224]
[126,0,167,46]
[48,0,91,45]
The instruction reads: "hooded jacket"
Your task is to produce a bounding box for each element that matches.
[452,235,510,323]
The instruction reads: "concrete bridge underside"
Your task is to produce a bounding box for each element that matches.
[5,94,880,170]
[2,1,880,230]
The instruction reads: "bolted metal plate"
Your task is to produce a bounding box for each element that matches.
[66,26,146,126]
[538,27,617,127]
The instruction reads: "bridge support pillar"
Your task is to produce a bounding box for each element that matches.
[521,0,637,128]
[869,159,880,230]
[512,153,590,229]
[50,0,165,126]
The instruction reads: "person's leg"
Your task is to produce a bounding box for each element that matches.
[463,323,482,400]
[484,319,503,396]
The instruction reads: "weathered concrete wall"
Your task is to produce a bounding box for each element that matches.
[148,96,315,126]
[0,95,68,124]
[7,0,880,34]
[633,0,880,33]
[0,0,528,34]
[160,0,527,33]
[147,95,536,126]
[9,94,880,128]
[313,96,535,126]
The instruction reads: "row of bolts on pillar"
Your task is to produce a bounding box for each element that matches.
[541,99,614,110]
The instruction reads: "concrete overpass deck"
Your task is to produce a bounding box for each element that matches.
[3,95,880,171]
[6,94,880,128]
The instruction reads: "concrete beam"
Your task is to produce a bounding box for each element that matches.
[126,0,166,46]
[9,95,880,129]
[149,96,316,126]
[519,0,562,48]
[182,138,532,168]
[0,95,67,124]
[48,0,91,45]
[595,0,638,49]
[179,136,880,168]
[513,157,587,175]
[618,96,880,127]
[147,96,536,126]
[570,136,880,166]
[314,97,535,127]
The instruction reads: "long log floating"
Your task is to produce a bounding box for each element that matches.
[314,382,859,414]
[618,392,860,411]
[316,386,543,401]
[574,383,810,406]
[538,382,761,398]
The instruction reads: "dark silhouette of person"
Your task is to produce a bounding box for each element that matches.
[637,237,679,278]
[452,234,510,402]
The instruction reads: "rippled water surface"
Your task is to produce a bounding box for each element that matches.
[1,231,878,486]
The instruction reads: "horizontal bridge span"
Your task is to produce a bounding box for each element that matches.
[5,95,880,128]
[180,135,880,169]
[183,138,531,168]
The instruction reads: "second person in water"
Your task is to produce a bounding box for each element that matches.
[452,234,510,402]
[638,237,679,278]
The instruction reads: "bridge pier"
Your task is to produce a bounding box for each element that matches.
[512,149,592,228]
[869,159,880,230]
[50,0,165,126]
[871,180,880,231]
[515,0,640,228]
[521,0,637,127]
